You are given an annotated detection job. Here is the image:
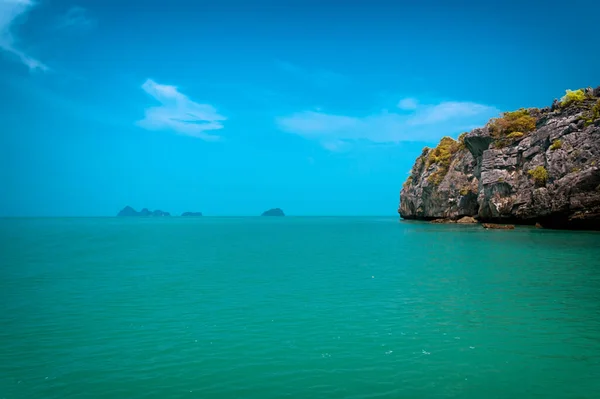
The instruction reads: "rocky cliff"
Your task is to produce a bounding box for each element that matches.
[399,87,600,230]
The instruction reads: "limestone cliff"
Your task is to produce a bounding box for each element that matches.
[399,87,600,229]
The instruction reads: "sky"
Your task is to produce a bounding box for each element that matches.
[1,0,599,217]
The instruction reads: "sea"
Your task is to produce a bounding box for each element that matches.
[1,216,600,399]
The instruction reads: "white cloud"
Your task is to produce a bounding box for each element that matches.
[277,99,499,150]
[56,6,95,31]
[397,97,418,110]
[407,101,497,126]
[0,0,47,71]
[137,79,226,140]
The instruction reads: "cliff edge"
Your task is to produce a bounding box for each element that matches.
[399,87,600,230]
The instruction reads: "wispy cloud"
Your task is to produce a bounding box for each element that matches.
[0,0,47,71]
[276,60,346,87]
[56,6,95,31]
[137,79,226,141]
[277,99,500,150]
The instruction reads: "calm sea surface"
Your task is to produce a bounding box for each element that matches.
[1,217,600,398]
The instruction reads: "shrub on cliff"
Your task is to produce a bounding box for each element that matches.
[489,109,537,148]
[560,89,586,107]
[489,109,536,139]
[528,166,548,187]
[506,131,524,139]
[582,99,600,127]
[425,137,460,185]
[550,139,562,151]
[457,132,468,149]
[426,137,459,167]
[459,186,475,196]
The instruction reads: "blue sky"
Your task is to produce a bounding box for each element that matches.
[1,0,599,216]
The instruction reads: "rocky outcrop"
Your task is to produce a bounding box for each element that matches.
[400,87,600,230]
[457,216,478,224]
[181,212,203,217]
[399,137,479,221]
[482,223,515,230]
[261,208,285,216]
[117,206,170,217]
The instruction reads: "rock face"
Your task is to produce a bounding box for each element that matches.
[400,87,600,230]
[261,208,285,216]
[181,212,203,217]
[117,206,170,217]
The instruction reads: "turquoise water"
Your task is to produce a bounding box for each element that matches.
[1,217,600,399]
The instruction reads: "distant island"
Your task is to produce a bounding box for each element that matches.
[181,212,203,217]
[117,206,170,217]
[261,208,285,216]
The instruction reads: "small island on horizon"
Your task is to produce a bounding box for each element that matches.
[117,206,170,217]
[181,212,203,217]
[261,208,285,217]
[117,207,206,217]
[116,207,290,217]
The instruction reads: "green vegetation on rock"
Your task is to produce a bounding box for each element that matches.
[560,89,586,107]
[489,109,536,147]
[459,186,474,196]
[581,99,600,127]
[506,131,524,139]
[490,109,536,136]
[426,137,459,167]
[425,137,460,185]
[550,139,562,151]
[528,166,548,187]
[457,132,468,149]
